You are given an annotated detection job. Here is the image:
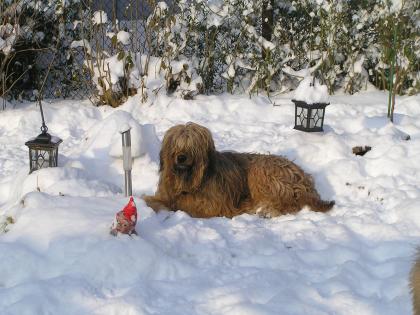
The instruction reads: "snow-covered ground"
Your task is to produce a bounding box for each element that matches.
[0,91,419,315]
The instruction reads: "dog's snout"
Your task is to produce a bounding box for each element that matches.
[177,154,187,163]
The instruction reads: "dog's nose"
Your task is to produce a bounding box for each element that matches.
[177,154,187,163]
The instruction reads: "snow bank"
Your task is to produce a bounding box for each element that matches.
[0,91,420,314]
[21,167,121,197]
[72,109,159,160]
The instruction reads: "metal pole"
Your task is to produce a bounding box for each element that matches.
[124,171,132,197]
[121,128,132,197]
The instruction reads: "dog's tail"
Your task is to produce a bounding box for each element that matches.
[302,193,335,212]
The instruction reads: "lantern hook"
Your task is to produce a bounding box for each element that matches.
[38,99,48,134]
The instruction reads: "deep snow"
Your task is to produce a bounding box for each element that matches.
[0,91,419,315]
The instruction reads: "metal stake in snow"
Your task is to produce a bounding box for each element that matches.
[121,127,133,197]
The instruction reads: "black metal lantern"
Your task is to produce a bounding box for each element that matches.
[25,101,62,174]
[292,99,329,132]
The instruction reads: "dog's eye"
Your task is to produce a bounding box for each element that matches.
[177,154,187,163]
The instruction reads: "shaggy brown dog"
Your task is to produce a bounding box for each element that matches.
[143,122,334,218]
[411,249,420,315]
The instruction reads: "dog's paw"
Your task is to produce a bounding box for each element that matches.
[256,208,272,219]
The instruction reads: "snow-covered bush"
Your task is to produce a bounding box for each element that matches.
[71,9,137,107]
[374,0,420,96]
[274,0,420,95]
[146,1,203,98]
[72,3,204,106]
[144,0,279,95]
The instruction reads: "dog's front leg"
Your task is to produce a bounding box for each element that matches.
[142,195,171,212]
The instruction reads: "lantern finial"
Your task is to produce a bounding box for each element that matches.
[37,99,51,142]
[39,99,48,133]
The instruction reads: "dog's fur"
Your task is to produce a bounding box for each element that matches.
[411,249,420,315]
[143,122,334,218]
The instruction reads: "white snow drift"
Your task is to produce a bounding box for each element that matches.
[0,91,419,315]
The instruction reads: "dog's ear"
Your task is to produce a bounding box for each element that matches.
[189,143,216,192]
[188,124,216,191]
[159,126,177,172]
[190,153,207,192]
[159,150,164,172]
[206,147,216,173]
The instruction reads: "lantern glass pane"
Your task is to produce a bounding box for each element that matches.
[30,149,37,170]
[54,148,58,166]
[39,150,49,169]
[49,149,56,167]
[297,107,308,127]
[309,118,315,128]
[297,107,303,116]
[316,109,324,127]
[297,108,302,126]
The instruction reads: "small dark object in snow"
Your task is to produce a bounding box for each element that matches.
[110,196,138,236]
[392,127,411,141]
[167,78,180,95]
[352,146,372,156]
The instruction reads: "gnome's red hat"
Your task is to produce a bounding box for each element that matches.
[123,196,137,223]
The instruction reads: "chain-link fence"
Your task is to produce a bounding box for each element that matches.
[1,0,275,103]
[1,0,155,102]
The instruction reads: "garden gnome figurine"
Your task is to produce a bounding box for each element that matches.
[110,196,138,236]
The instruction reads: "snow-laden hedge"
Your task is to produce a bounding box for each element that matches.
[146,0,419,96]
[76,0,418,104]
[7,0,417,105]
